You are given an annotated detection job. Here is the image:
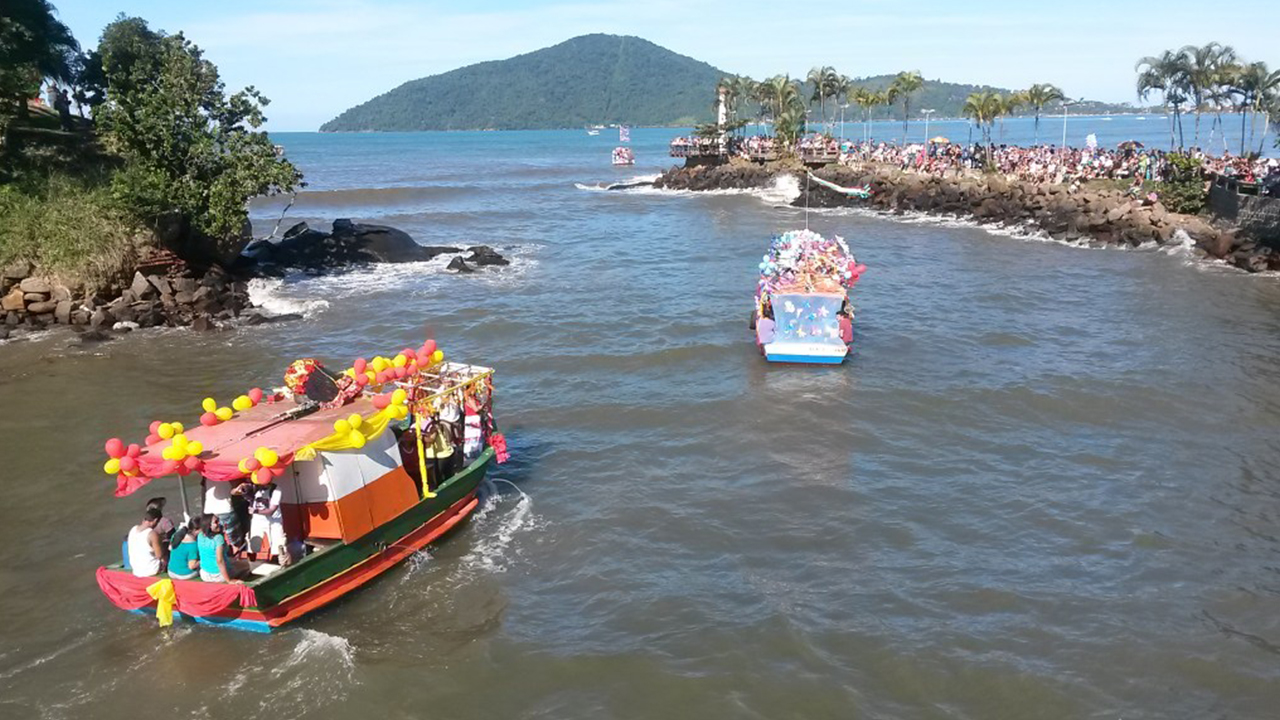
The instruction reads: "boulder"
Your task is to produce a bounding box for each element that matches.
[79,329,114,344]
[148,276,173,297]
[174,291,195,305]
[130,272,157,301]
[446,256,474,273]
[50,285,72,302]
[191,315,217,332]
[54,300,72,324]
[5,311,19,326]
[2,260,32,283]
[19,277,51,294]
[90,308,110,328]
[23,292,47,302]
[465,246,510,267]
[173,277,198,295]
[2,287,26,311]
[26,300,57,314]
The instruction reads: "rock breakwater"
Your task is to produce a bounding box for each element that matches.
[655,163,1279,273]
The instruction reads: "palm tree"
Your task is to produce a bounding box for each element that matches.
[997,92,1023,143]
[1230,62,1280,155]
[890,71,923,142]
[1023,83,1064,145]
[850,86,874,141]
[831,74,852,135]
[1181,42,1236,147]
[962,90,1002,165]
[1136,50,1190,149]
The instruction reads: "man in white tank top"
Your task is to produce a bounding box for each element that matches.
[127,507,166,578]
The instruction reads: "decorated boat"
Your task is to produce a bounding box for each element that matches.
[753,229,866,364]
[96,339,511,632]
[611,146,635,165]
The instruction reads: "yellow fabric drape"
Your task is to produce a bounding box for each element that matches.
[293,406,399,462]
[146,578,177,627]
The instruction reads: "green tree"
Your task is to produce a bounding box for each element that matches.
[1181,42,1236,147]
[1136,50,1190,148]
[997,92,1023,143]
[0,0,79,145]
[1023,83,1064,145]
[962,90,1002,165]
[94,16,301,259]
[890,70,923,142]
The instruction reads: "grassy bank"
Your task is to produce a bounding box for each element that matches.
[0,167,142,288]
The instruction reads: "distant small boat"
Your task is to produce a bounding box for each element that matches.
[611,147,634,165]
[586,128,600,136]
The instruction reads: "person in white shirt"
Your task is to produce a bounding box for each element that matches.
[248,482,288,564]
[127,508,166,578]
[203,479,246,552]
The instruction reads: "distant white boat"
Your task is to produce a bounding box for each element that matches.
[1135,116,1146,121]
[586,128,600,136]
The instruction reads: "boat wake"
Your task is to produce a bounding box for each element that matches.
[460,477,537,574]
[573,173,661,192]
[246,278,332,317]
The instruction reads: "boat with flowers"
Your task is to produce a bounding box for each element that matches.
[611,146,635,165]
[95,339,510,632]
[753,229,866,364]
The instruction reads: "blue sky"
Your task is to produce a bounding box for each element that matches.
[50,0,1277,131]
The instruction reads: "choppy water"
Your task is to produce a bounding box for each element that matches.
[2,122,1279,719]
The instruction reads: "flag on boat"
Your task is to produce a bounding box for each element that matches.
[806,172,873,199]
[619,125,630,143]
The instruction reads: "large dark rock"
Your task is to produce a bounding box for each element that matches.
[446,256,475,273]
[466,246,510,266]
[261,219,448,270]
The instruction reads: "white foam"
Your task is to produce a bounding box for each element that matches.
[246,277,331,317]
[277,629,355,675]
[457,477,537,574]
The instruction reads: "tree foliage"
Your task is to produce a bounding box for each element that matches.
[0,0,78,141]
[94,16,301,241]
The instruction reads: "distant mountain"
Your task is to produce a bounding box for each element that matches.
[321,34,726,132]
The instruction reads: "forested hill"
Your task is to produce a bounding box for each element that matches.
[850,75,1140,119]
[320,34,726,131]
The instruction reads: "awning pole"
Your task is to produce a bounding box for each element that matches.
[177,474,192,521]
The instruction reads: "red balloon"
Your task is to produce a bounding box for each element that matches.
[270,466,286,478]
[254,468,272,484]
[119,456,138,472]
[200,412,219,426]
[149,420,162,434]
[183,456,202,471]
[372,393,391,409]
[126,443,141,458]
[160,460,180,475]
[105,438,125,458]
[393,366,407,379]
[248,387,264,404]
[176,466,191,477]
[245,458,261,472]
[421,339,437,357]
[353,358,367,374]
[407,362,418,375]
[376,371,388,384]
[145,433,161,446]
[416,352,430,365]
[354,374,369,387]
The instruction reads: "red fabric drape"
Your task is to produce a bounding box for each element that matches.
[95,567,257,616]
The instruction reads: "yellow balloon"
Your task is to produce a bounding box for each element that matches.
[392,354,408,368]
[391,389,407,405]
[348,413,363,430]
[202,397,217,413]
[365,371,377,383]
[393,405,409,419]
[172,434,188,451]
[188,441,204,456]
[161,446,177,461]
[431,350,444,363]
[334,419,352,435]
[171,422,184,434]
[104,458,121,474]
[238,458,250,474]
[260,450,279,468]
[348,430,366,449]
[232,395,252,411]
[254,446,270,463]
[215,407,234,421]
[372,357,388,372]
[344,368,356,378]
[157,423,175,440]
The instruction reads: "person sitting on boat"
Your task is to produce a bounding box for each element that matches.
[127,507,166,578]
[247,481,288,565]
[197,514,249,583]
[168,516,202,580]
[145,496,177,547]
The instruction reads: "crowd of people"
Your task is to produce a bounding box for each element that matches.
[838,139,1280,194]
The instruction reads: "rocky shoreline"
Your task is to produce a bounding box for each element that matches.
[0,219,509,344]
[654,162,1280,273]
